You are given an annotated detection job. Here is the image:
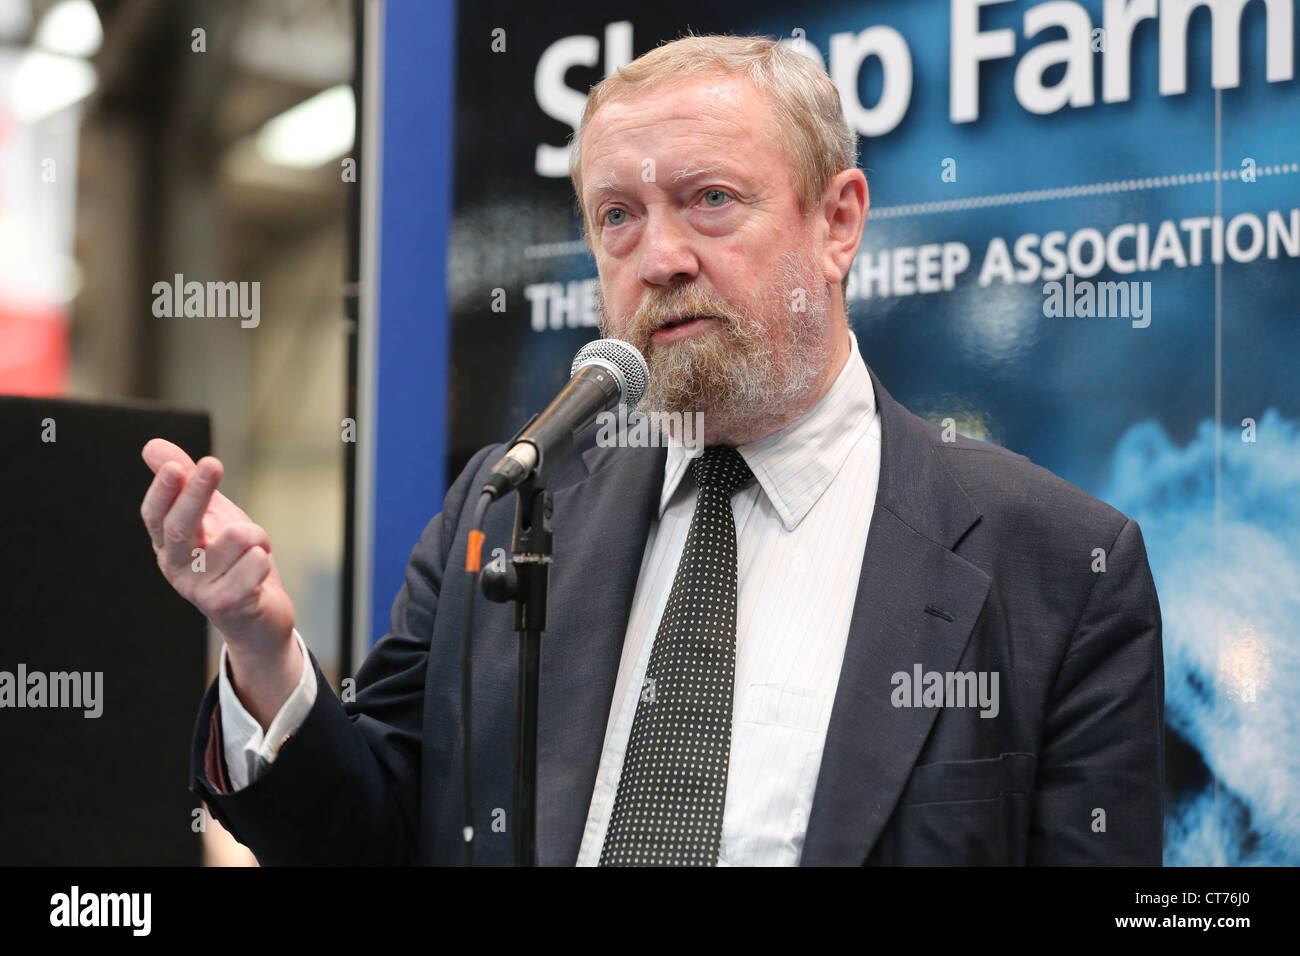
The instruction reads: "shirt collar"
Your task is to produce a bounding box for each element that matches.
[659,330,877,531]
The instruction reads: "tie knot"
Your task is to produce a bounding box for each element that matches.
[689,446,753,495]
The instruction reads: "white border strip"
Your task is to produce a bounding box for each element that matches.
[354,0,385,667]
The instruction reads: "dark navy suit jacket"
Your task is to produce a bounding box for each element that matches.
[190,357,1165,865]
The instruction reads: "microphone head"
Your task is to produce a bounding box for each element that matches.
[571,338,649,409]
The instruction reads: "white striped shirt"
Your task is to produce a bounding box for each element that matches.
[576,331,882,866]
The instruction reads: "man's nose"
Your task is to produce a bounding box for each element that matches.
[637,210,699,287]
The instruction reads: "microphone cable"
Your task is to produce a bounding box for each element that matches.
[460,489,493,867]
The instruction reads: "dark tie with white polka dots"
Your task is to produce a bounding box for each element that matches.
[599,445,754,866]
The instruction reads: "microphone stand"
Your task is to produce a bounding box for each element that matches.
[479,473,552,867]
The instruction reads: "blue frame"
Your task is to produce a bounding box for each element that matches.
[370,0,456,646]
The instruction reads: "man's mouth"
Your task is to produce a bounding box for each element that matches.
[652,313,716,343]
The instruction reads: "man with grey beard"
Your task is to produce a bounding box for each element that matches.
[141,34,1164,866]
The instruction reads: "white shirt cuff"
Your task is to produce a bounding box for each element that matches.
[217,629,317,792]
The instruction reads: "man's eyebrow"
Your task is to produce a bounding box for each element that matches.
[670,164,730,183]
[588,165,736,196]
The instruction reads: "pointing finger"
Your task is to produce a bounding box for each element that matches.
[140,461,190,550]
[161,456,223,569]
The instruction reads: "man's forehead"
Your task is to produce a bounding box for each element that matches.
[596,72,756,122]
[584,76,771,149]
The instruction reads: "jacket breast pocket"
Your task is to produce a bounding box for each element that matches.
[880,753,1035,866]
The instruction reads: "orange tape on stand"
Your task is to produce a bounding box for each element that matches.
[466,530,485,573]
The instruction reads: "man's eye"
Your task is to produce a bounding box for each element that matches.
[604,208,628,226]
[701,188,731,207]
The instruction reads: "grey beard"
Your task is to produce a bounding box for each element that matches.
[600,251,834,444]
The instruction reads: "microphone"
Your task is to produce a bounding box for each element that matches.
[482,339,649,500]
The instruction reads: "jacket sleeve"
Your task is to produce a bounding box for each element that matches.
[1028,517,1166,864]
[188,445,498,865]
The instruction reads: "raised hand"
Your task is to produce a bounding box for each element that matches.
[140,438,301,727]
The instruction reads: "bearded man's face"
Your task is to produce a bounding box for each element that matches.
[578,73,838,444]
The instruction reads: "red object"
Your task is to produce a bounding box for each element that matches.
[0,301,68,395]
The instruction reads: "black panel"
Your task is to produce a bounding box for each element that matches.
[0,397,209,865]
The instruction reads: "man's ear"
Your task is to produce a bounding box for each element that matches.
[818,168,868,287]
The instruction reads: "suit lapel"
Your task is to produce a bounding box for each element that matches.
[800,364,991,865]
[534,441,666,866]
